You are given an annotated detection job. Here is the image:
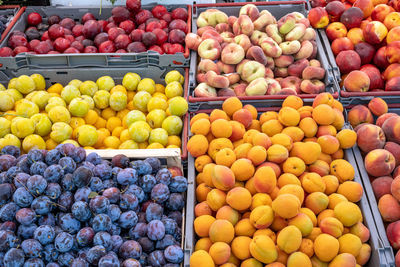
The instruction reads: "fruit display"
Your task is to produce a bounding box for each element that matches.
[186,93,377,266]
[0,70,188,153]
[347,98,400,264]
[0,144,188,266]
[0,0,189,56]
[308,0,400,92]
[186,4,328,98]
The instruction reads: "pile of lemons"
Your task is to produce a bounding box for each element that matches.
[0,70,188,153]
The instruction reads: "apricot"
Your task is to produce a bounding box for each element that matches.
[328,193,348,210]
[278,184,305,204]
[336,129,357,149]
[245,177,258,196]
[195,237,213,252]
[265,263,285,267]
[208,138,234,160]
[299,117,318,138]
[209,219,235,243]
[287,251,312,267]
[254,166,277,194]
[223,97,243,116]
[196,183,212,202]
[231,236,252,260]
[262,119,284,137]
[329,253,357,267]
[214,148,236,167]
[317,135,340,155]
[277,173,301,187]
[299,238,314,258]
[312,104,335,125]
[195,155,213,172]
[202,163,216,187]
[247,145,267,166]
[283,95,303,109]
[235,218,256,237]
[356,243,371,265]
[302,172,326,193]
[314,233,340,262]
[216,205,240,226]
[211,119,232,138]
[281,126,305,142]
[301,208,318,227]
[226,187,252,211]
[191,113,209,126]
[190,250,215,267]
[192,118,211,135]
[229,121,246,141]
[317,125,337,137]
[254,228,276,242]
[290,141,321,165]
[250,205,274,229]
[212,165,235,191]
[243,129,260,144]
[241,258,263,267]
[249,235,278,264]
[210,109,229,122]
[209,242,231,265]
[206,188,227,211]
[337,181,363,202]
[188,134,209,157]
[338,233,362,257]
[234,143,253,159]
[334,201,362,227]
[194,215,216,237]
[309,160,330,177]
[278,107,301,127]
[289,213,314,237]
[260,111,278,124]
[231,158,255,182]
[277,225,302,254]
[272,193,301,219]
[195,201,213,217]
[330,159,355,183]
[308,227,322,241]
[320,217,344,238]
[267,144,289,164]
[251,193,272,210]
[305,192,329,215]
[252,132,272,149]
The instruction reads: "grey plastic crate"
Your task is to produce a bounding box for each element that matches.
[0,6,21,42]
[184,108,393,266]
[0,4,191,70]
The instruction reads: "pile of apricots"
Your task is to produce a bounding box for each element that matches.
[187,93,372,267]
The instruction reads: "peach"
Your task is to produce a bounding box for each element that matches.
[186,33,202,51]
[278,14,297,34]
[326,22,348,41]
[302,66,325,80]
[363,21,388,45]
[384,12,400,30]
[354,42,375,66]
[234,34,252,52]
[386,41,400,64]
[254,10,276,31]
[259,37,282,58]
[387,220,400,249]
[285,23,307,41]
[305,192,329,214]
[274,55,294,68]
[277,225,302,254]
[300,79,325,94]
[356,124,386,153]
[202,29,223,43]
[392,176,400,202]
[307,7,329,28]
[364,149,396,177]
[233,15,254,36]
[246,46,268,65]
[371,176,393,200]
[386,76,400,91]
[334,201,362,227]
[288,213,314,237]
[235,218,256,237]
[360,64,384,90]
[279,76,301,94]
[326,1,346,22]
[383,63,400,81]
[294,40,314,60]
[288,58,309,77]
[347,105,374,128]
[265,24,283,44]
[209,219,235,244]
[300,28,317,42]
[329,253,357,267]
[314,233,340,262]
[320,217,344,238]
[343,70,370,92]
[239,4,260,21]
[207,188,227,211]
[250,205,274,229]
[194,82,217,97]
[347,28,365,45]
[198,38,221,60]
[245,77,268,96]
[387,26,400,44]
[272,193,301,219]
[216,205,240,226]
[331,37,354,56]
[253,166,277,194]
[240,60,266,83]
[354,0,374,18]
[221,43,245,65]
[249,235,278,264]
[373,46,390,69]
[220,31,235,43]
[335,50,361,74]
[231,236,252,261]
[371,4,394,22]
[340,7,364,29]
[385,142,400,167]
[205,70,230,89]
[197,9,228,28]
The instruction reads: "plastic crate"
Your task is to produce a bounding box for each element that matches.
[318,29,400,106]
[184,107,393,266]
[0,4,191,70]
[187,1,338,111]
[0,6,24,43]
[0,66,189,159]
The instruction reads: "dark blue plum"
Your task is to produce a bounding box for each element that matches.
[155,168,172,185]
[71,201,91,222]
[21,239,42,257]
[146,203,163,223]
[151,183,170,204]
[110,235,123,253]
[168,176,187,193]
[0,183,13,205]
[74,187,91,202]
[33,225,55,245]
[0,172,11,183]
[46,263,60,267]
[23,257,44,267]
[168,211,182,227]
[132,160,152,176]
[72,166,92,188]
[43,244,58,262]
[27,175,47,195]
[109,224,121,236]
[43,165,64,183]
[118,211,138,229]
[144,157,161,173]
[57,252,74,266]
[7,166,21,180]
[93,163,112,180]
[70,147,86,163]
[13,172,29,188]
[38,214,56,226]
[102,179,116,188]
[138,253,147,266]
[59,213,80,234]
[98,253,119,267]
[60,173,75,192]
[92,214,112,232]
[54,232,74,253]
[57,144,75,158]
[57,191,73,212]
[89,177,103,192]
[121,258,141,267]
[148,250,166,267]
[45,183,62,200]
[45,149,62,165]
[111,167,121,181]
[116,168,137,186]
[155,234,178,250]
[86,245,106,265]
[164,245,183,264]
[70,258,88,267]
[138,237,154,254]
[118,240,142,259]
[13,187,33,207]
[17,224,37,239]
[31,196,52,215]
[16,156,30,173]
[119,193,138,211]
[107,204,121,222]
[16,208,36,225]
[126,184,145,203]
[0,221,16,232]
[147,220,165,241]
[139,174,156,193]
[166,193,185,211]
[111,154,130,168]
[0,202,18,221]
[77,247,90,261]
[2,145,20,157]
[76,227,94,247]
[162,218,178,236]
[86,152,101,165]
[30,161,47,176]
[102,187,120,204]
[0,230,19,250]
[129,223,147,240]
[27,149,44,164]
[89,196,110,214]
[4,248,25,267]
[59,157,76,174]
[93,231,112,251]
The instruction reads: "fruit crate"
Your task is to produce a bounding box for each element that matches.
[318,29,400,106]
[183,107,393,266]
[187,1,338,112]
[0,4,192,70]
[89,148,187,266]
[349,106,400,267]
[0,66,189,159]
[0,6,25,43]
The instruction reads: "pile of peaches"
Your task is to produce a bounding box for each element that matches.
[308,0,400,92]
[348,98,400,264]
[185,4,327,98]
[187,93,374,266]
